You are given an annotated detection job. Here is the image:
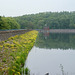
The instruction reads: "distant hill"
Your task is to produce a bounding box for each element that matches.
[1,11,75,30]
[14,11,75,29]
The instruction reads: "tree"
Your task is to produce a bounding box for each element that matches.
[0,17,20,29]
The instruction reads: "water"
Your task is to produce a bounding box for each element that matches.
[25,32,75,75]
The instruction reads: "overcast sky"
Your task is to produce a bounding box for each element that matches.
[0,0,75,17]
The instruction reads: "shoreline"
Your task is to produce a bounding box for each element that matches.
[40,29,75,33]
[0,29,75,41]
[0,30,38,75]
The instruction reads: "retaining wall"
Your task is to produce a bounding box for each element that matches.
[0,29,32,41]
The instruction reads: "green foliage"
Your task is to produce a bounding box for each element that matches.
[1,11,75,29]
[25,67,30,75]
[0,17,20,29]
[14,11,75,29]
[0,30,38,75]
[2,58,6,62]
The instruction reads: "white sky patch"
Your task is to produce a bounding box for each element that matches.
[0,0,75,17]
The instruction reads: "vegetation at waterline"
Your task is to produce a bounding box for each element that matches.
[35,32,75,49]
[0,30,38,75]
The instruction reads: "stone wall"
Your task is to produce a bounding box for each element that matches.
[0,29,32,41]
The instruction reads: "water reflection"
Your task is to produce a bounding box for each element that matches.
[25,32,75,75]
[35,32,75,49]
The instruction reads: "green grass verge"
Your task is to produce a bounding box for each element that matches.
[0,30,38,75]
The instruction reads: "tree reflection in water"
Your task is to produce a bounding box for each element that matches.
[35,32,75,49]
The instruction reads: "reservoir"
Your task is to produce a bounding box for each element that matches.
[25,32,75,75]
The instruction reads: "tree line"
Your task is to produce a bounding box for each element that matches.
[1,11,75,29]
[14,11,75,29]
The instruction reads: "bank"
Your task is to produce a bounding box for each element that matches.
[0,30,38,75]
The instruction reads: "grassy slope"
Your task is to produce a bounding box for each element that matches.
[0,30,38,75]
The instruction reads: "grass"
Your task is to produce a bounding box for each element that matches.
[0,30,38,75]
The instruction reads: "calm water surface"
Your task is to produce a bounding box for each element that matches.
[25,32,75,75]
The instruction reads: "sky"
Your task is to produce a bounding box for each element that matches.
[0,0,75,17]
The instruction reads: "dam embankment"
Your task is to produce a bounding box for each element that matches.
[0,29,32,41]
[1,29,75,41]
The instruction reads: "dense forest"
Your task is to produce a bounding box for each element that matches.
[14,11,75,29]
[1,11,75,29]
